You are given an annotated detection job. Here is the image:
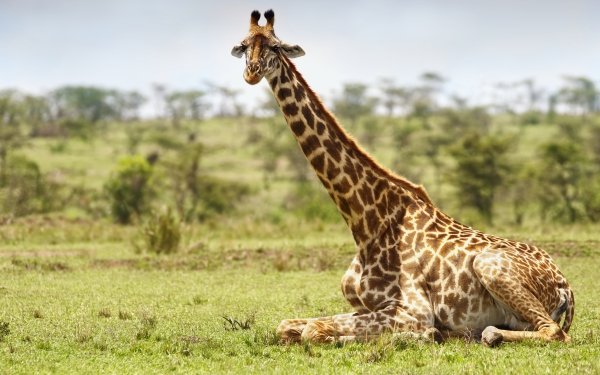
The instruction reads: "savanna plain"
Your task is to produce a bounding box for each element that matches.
[1,116,600,374]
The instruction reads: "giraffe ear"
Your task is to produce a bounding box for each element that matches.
[231,44,246,58]
[281,44,305,58]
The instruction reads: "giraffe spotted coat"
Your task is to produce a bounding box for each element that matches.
[232,9,574,346]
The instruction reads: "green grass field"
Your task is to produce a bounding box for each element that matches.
[1,117,600,373]
[1,220,599,374]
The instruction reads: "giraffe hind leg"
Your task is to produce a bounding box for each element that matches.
[473,249,570,347]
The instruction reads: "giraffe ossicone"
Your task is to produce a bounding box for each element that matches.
[232,9,574,346]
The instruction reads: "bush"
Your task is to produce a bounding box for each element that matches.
[537,140,586,223]
[162,142,250,221]
[580,176,600,222]
[194,177,250,221]
[284,182,339,222]
[0,154,61,218]
[60,118,94,140]
[447,132,512,225]
[0,321,9,342]
[136,206,181,255]
[105,155,153,224]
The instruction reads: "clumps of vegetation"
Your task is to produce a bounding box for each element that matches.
[0,321,10,342]
[105,155,154,224]
[135,206,182,255]
[447,132,513,225]
[159,141,250,222]
[363,339,394,364]
[251,329,280,346]
[271,247,340,272]
[283,182,339,222]
[98,308,112,318]
[118,310,133,320]
[162,335,216,358]
[191,295,208,305]
[75,325,93,344]
[0,155,62,219]
[136,311,158,340]
[11,258,71,272]
[32,309,44,319]
[222,314,255,331]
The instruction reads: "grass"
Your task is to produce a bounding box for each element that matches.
[4,116,600,372]
[0,220,599,374]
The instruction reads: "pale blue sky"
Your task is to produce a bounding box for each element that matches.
[1,0,599,111]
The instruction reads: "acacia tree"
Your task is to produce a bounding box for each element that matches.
[448,132,512,225]
[49,86,117,123]
[379,78,413,117]
[558,76,599,116]
[205,82,244,117]
[0,90,26,185]
[537,140,586,223]
[165,90,209,128]
[109,91,147,121]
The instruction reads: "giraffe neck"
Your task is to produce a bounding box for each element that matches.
[266,55,433,247]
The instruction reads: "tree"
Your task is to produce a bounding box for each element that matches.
[105,156,154,224]
[558,76,599,116]
[205,82,244,117]
[152,83,167,119]
[448,132,512,225]
[379,78,412,117]
[109,90,147,121]
[521,78,544,112]
[22,94,51,131]
[0,90,26,184]
[50,86,117,123]
[165,90,209,128]
[537,140,586,223]
[332,83,377,126]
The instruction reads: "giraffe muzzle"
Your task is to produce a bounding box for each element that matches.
[244,63,263,85]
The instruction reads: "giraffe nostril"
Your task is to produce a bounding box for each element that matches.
[248,63,260,73]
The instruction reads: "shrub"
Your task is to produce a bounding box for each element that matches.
[580,176,600,222]
[162,142,250,221]
[0,321,9,342]
[447,132,512,225]
[0,154,61,218]
[195,177,250,220]
[284,182,339,222]
[105,155,153,224]
[537,140,586,223]
[60,118,94,140]
[137,206,181,255]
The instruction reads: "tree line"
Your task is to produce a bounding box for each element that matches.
[0,72,599,227]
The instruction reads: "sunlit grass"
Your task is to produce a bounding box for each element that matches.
[0,221,599,374]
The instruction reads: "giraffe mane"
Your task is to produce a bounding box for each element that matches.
[279,54,434,206]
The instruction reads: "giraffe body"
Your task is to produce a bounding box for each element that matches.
[232,10,574,346]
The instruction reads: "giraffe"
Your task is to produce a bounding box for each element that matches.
[231,10,574,346]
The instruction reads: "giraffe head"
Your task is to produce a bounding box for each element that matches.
[231,10,305,85]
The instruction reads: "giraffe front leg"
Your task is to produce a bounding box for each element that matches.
[300,307,441,344]
[276,313,356,343]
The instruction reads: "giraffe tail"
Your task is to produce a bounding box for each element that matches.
[561,288,575,333]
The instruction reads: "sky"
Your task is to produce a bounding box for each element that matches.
[1,0,599,113]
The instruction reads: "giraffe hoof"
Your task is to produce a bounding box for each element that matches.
[482,326,503,347]
[423,327,443,344]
